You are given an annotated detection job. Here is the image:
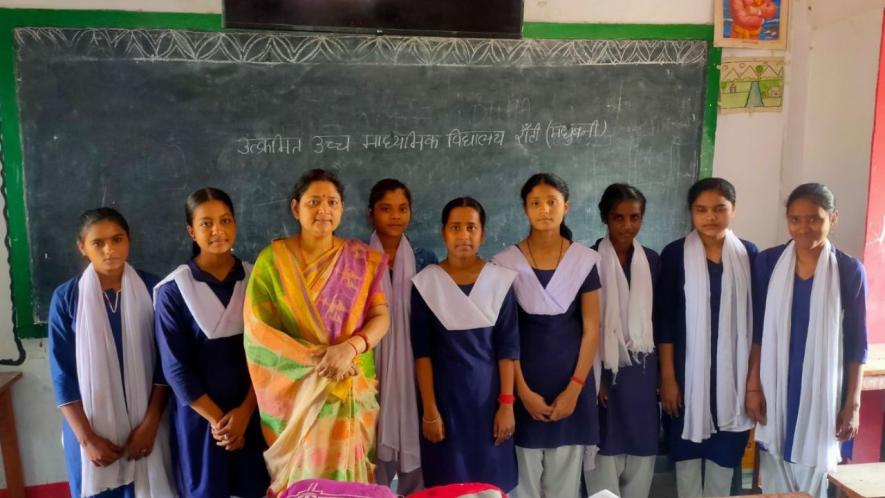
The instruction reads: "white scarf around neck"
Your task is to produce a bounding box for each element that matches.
[491,242,599,316]
[756,240,843,473]
[153,261,253,340]
[412,263,517,331]
[75,263,177,498]
[682,229,754,443]
[369,232,421,472]
[597,236,654,376]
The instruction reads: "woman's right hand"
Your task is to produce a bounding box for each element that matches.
[83,433,123,467]
[745,390,767,424]
[660,378,682,417]
[422,409,445,443]
[519,389,553,422]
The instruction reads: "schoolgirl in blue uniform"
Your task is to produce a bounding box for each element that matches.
[49,207,176,498]
[154,188,270,498]
[492,174,601,498]
[585,184,661,498]
[748,183,867,498]
[411,197,520,492]
[367,178,437,494]
[656,178,757,498]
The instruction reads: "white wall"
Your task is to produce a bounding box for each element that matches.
[0,0,880,488]
[523,0,712,24]
[797,0,883,257]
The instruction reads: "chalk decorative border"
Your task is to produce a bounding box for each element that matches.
[14,28,707,66]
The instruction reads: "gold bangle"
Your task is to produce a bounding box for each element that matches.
[422,414,440,424]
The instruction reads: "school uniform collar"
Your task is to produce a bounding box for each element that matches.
[187,256,245,285]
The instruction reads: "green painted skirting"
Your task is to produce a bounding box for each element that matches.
[0,9,719,338]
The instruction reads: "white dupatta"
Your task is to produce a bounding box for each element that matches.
[153,261,253,340]
[75,263,176,498]
[596,236,654,376]
[756,240,843,473]
[682,230,754,443]
[491,243,599,316]
[412,263,517,331]
[369,232,421,473]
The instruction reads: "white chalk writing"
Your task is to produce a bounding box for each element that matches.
[312,135,351,153]
[515,123,541,145]
[363,131,441,151]
[446,129,506,149]
[545,120,608,148]
[236,135,302,155]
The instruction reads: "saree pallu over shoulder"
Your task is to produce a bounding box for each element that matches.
[244,238,387,495]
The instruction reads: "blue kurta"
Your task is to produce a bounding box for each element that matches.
[592,242,662,457]
[513,265,601,449]
[154,258,270,498]
[413,247,438,272]
[410,283,520,491]
[751,243,868,462]
[655,237,758,467]
[48,269,163,498]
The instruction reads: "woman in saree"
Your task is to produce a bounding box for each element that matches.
[244,168,390,495]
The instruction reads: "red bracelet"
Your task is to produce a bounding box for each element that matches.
[570,376,585,386]
[498,394,515,405]
[354,331,370,353]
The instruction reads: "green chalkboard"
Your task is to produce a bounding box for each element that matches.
[0,11,719,337]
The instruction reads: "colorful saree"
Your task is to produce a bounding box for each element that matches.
[244,237,387,495]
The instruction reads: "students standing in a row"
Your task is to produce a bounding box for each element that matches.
[48,172,866,498]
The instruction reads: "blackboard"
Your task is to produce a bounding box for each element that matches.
[13,28,709,323]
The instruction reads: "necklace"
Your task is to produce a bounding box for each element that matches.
[103,289,121,314]
[527,236,565,269]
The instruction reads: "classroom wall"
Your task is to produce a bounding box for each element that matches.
[0,0,880,488]
[799,1,883,257]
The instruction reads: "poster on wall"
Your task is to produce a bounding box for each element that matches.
[718,57,785,113]
[714,0,789,49]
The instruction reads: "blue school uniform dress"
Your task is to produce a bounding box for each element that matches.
[413,247,438,273]
[752,243,868,462]
[410,285,520,491]
[154,258,270,498]
[655,238,758,467]
[514,267,601,450]
[49,270,162,498]
[592,242,662,458]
